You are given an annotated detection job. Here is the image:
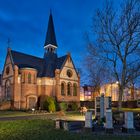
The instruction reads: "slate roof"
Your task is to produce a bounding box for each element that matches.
[10,50,67,77]
[57,55,67,69]
[44,13,57,47]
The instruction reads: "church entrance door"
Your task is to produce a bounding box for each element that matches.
[29,97,36,109]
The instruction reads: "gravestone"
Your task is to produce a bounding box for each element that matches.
[55,120,60,129]
[104,97,112,116]
[85,112,92,132]
[105,110,113,133]
[63,121,69,130]
[95,97,100,118]
[123,112,134,133]
[95,95,104,119]
[100,95,105,119]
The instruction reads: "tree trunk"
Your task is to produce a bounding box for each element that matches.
[118,85,123,111]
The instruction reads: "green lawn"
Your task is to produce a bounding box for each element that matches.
[0,110,87,122]
[0,119,140,140]
[0,111,31,117]
[113,108,140,112]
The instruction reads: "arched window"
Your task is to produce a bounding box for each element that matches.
[28,73,31,84]
[73,83,77,96]
[34,74,36,84]
[61,82,65,96]
[22,73,25,83]
[67,82,71,96]
[5,80,11,100]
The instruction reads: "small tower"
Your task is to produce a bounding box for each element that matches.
[44,13,57,53]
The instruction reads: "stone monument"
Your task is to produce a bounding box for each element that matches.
[95,95,105,119]
[123,112,134,133]
[104,97,112,116]
[100,95,105,119]
[105,110,113,133]
[55,120,60,129]
[85,111,92,131]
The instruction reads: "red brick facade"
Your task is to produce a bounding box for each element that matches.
[1,49,80,110]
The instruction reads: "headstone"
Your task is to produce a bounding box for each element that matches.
[100,95,105,119]
[95,97,100,118]
[85,112,92,132]
[104,97,112,116]
[63,121,69,130]
[55,120,60,129]
[85,112,92,128]
[105,110,113,133]
[95,95,104,119]
[123,112,134,133]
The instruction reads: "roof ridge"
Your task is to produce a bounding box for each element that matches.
[58,55,67,59]
[11,50,43,60]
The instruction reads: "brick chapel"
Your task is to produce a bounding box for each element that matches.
[0,13,80,110]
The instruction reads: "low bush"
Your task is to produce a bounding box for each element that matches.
[71,102,79,111]
[41,96,56,112]
[60,102,67,111]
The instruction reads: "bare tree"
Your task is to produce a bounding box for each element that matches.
[85,54,111,97]
[87,0,140,109]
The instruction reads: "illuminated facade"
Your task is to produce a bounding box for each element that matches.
[80,86,92,101]
[100,83,140,101]
[100,83,119,101]
[80,85,99,101]
[80,83,140,101]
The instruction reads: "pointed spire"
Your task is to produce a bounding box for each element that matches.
[44,12,57,47]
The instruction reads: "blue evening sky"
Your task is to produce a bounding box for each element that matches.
[0,0,120,83]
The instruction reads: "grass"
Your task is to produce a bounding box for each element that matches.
[0,110,31,117]
[113,108,140,112]
[0,119,140,140]
[0,110,86,122]
[1,107,140,119]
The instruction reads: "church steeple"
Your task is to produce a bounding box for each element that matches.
[44,12,57,53]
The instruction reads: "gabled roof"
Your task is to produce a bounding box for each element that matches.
[44,13,57,47]
[11,50,44,76]
[10,50,67,77]
[57,55,67,69]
